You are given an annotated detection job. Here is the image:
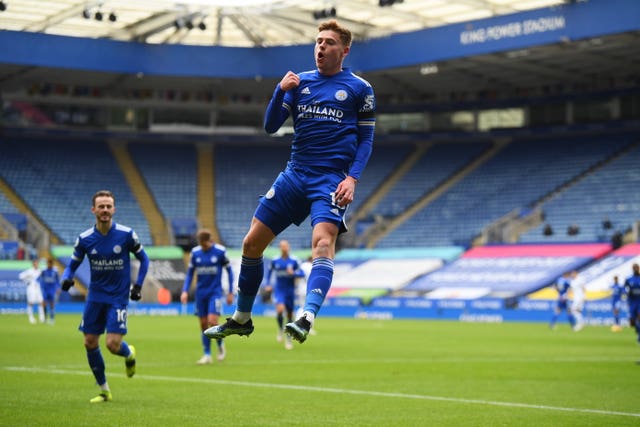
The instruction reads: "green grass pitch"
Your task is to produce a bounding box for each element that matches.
[1,314,639,426]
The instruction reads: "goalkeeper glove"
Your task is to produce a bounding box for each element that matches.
[61,279,74,292]
[130,284,142,301]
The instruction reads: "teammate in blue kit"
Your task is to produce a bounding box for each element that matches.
[623,263,640,343]
[39,257,61,324]
[181,229,234,364]
[549,272,574,330]
[61,190,149,403]
[205,20,375,344]
[610,275,625,332]
[264,240,304,349]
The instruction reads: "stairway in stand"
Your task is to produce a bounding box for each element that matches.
[108,140,170,246]
[196,144,220,243]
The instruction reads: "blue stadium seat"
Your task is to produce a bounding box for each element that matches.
[520,137,640,243]
[349,143,415,215]
[214,144,310,249]
[377,135,634,247]
[0,138,152,245]
[128,142,197,222]
[370,141,490,218]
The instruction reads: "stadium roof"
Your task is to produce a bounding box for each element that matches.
[0,0,568,47]
[0,1,638,106]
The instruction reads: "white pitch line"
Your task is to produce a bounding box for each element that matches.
[226,356,638,365]
[48,356,633,367]
[5,366,640,419]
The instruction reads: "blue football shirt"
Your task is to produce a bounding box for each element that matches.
[40,267,61,294]
[183,243,233,298]
[625,274,640,303]
[555,277,571,298]
[611,281,624,303]
[268,255,302,292]
[269,68,375,179]
[64,222,147,305]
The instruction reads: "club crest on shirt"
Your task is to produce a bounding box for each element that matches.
[334,90,347,101]
[266,187,275,199]
[210,256,218,263]
[113,245,122,254]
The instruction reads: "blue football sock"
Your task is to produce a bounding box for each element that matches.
[87,347,106,386]
[202,332,211,355]
[303,257,334,317]
[117,341,131,358]
[277,313,283,329]
[236,256,264,313]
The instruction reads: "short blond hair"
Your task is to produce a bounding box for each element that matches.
[318,20,352,47]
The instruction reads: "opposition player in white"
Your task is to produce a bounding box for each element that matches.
[19,259,44,324]
[570,270,586,331]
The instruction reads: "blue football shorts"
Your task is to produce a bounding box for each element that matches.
[194,293,224,318]
[254,162,348,235]
[41,287,57,303]
[556,298,568,310]
[612,299,622,311]
[273,286,296,311]
[79,301,129,335]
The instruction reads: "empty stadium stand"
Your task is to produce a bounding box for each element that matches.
[2,128,638,256]
[347,142,416,217]
[373,133,636,248]
[213,143,313,249]
[520,135,640,243]
[0,191,19,216]
[0,138,152,245]
[128,141,198,243]
[370,141,492,219]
